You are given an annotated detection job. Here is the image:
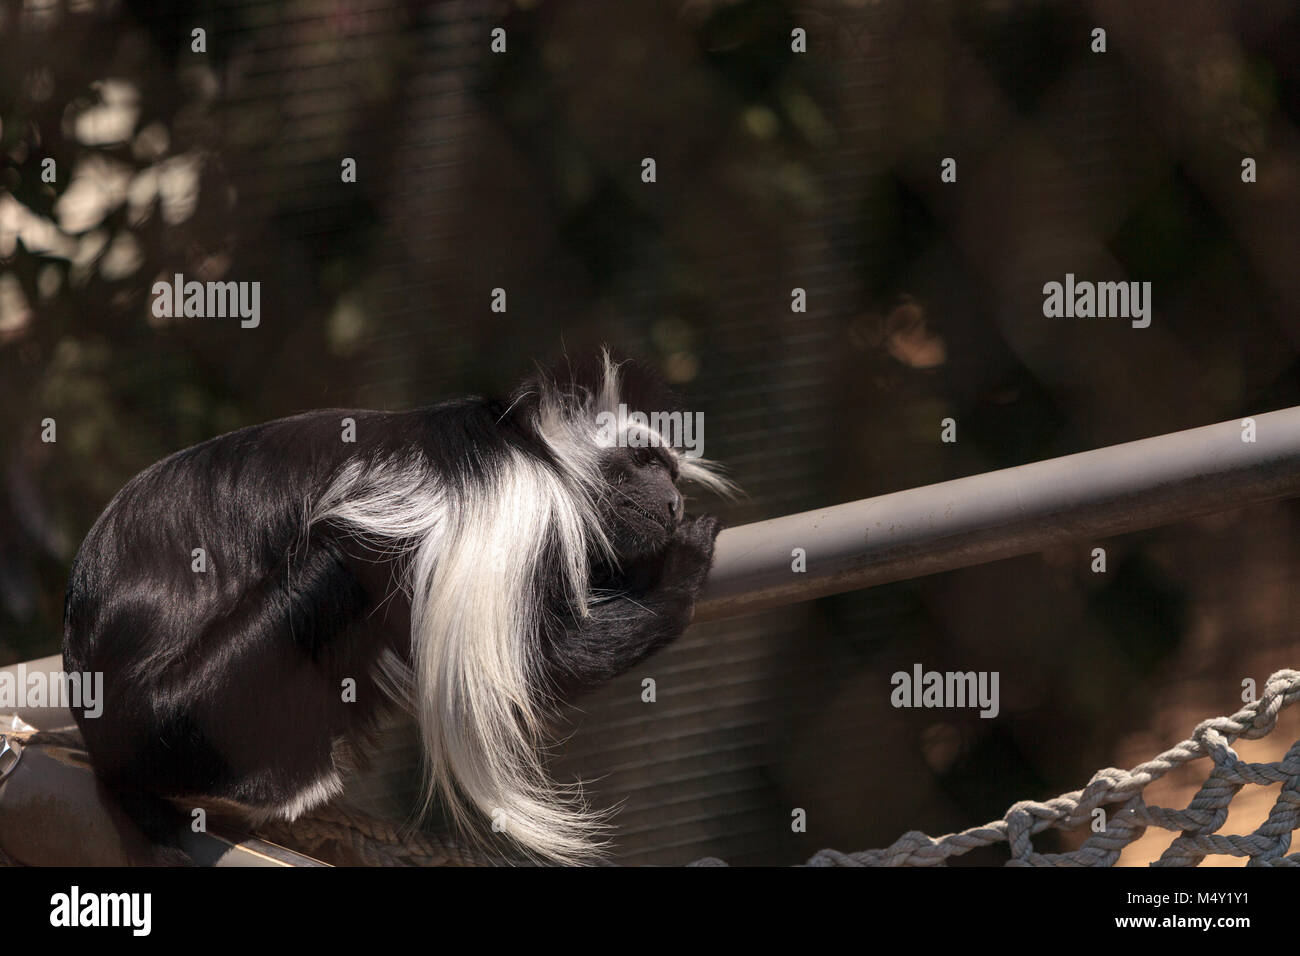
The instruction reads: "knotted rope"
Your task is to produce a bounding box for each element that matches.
[694,668,1300,866]
[8,672,1297,866]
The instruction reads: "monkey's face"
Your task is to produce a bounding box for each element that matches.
[599,444,684,561]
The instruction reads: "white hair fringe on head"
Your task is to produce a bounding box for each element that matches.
[311,353,732,863]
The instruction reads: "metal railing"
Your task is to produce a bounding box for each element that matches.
[697,407,1300,620]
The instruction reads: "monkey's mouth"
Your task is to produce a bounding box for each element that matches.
[621,498,673,532]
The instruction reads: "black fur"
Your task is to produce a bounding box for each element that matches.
[61,357,723,855]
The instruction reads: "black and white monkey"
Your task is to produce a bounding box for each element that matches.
[61,352,732,863]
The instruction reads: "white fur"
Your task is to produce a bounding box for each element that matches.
[309,354,731,862]
[248,769,345,824]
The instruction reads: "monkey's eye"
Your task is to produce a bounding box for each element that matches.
[633,447,657,468]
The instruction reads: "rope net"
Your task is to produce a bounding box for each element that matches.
[693,669,1300,867]
[6,672,1297,866]
[266,671,1300,867]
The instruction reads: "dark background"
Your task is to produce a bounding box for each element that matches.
[2,0,1298,864]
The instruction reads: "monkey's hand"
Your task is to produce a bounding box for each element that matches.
[660,513,722,595]
[542,514,722,697]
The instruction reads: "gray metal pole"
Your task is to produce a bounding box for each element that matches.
[694,406,1300,622]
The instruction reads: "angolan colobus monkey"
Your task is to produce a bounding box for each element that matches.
[62,352,732,864]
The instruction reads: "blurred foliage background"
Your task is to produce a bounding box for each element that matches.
[2,0,1299,864]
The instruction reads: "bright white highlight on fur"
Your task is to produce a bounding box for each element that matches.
[308,354,730,863]
[249,769,344,825]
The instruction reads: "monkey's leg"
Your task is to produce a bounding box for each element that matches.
[543,514,721,696]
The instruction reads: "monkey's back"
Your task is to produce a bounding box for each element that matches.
[60,407,452,812]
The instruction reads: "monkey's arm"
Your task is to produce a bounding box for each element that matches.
[542,514,721,697]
